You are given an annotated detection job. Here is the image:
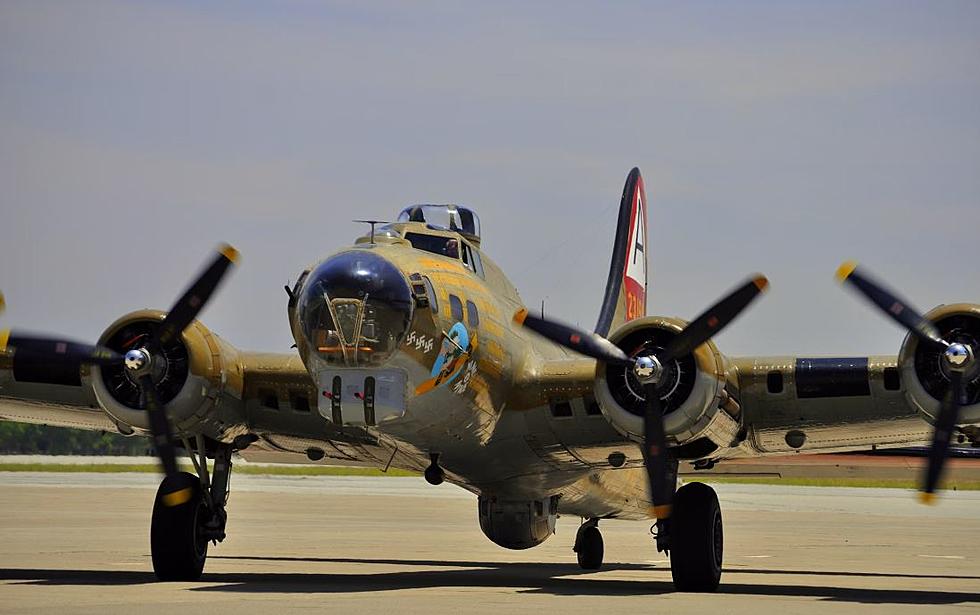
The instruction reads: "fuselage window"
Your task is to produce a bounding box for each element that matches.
[259,388,279,410]
[423,276,439,315]
[405,232,460,260]
[449,294,464,322]
[882,367,901,391]
[766,370,784,394]
[466,300,480,327]
[550,400,573,418]
[290,392,311,413]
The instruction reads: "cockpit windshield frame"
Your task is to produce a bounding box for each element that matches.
[397,205,481,244]
[402,230,485,279]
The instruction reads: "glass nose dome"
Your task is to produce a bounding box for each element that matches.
[296,251,413,366]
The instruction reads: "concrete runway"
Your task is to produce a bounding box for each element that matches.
[0,473,977,614]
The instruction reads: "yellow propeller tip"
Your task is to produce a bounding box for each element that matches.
[0,328,9,352]
[219,243,241,265]
[651,504,672,519]
[161,487,194,507]
[918,491,937,506]
[513,308,528,325]
[835,260,858,283]
[752,275,770,292]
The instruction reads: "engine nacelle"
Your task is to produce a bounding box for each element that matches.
[899,303,980,427]
[85,310,247,441]
[478,495,558,550]
[594,316,740,458]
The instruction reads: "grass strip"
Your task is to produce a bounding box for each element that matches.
[686,476,980,491]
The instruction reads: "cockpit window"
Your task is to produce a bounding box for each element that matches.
[397,205,481,243]
[405,232,461,260]
[460,242,485,278]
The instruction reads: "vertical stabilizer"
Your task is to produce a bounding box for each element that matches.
[595,167,648,336]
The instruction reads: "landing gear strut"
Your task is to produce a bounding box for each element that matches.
[573,518,604,570]
[150,437,233,581]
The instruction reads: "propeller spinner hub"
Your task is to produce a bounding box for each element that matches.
[124,348,151,374]
[944,343,974,370]
[633,355,664,385]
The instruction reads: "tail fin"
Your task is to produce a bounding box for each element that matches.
[595,167,648,336]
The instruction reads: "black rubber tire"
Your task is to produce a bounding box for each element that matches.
[151,472,208,581]
[670,482,723,592]
[576,526,604,570]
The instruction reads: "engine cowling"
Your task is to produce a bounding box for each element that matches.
[593,316,740,458]
[899,303,980,428]
[84,310,247,441]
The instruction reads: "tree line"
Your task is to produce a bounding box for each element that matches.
[0,423,151,455]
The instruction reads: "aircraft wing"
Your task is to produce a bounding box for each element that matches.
[504,350,936,473]
[0,346,416,471]
[0,352,116,431]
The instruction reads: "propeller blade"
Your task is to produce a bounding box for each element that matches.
[0,330,121,365]
[836,261,946,350]
[643,382,673,519]
[920,370,964,502]
[660,275,769,363]
[158,244,239,345]
[514,308,630,365]
[138,374,192,506]
[0,291,5,316]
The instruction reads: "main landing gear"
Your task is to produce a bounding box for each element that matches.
[655,481,723,592]
[151,437,233,581]
[571,482,723,590]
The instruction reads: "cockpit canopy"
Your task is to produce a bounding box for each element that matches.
[397,205,481,245]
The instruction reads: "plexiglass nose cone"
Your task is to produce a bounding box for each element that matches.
[296,251,413,366]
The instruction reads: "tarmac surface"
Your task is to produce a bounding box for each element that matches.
[0,472,977,614]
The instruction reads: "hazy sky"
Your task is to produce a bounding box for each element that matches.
[1,1,978,357]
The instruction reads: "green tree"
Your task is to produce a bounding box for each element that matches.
[0,423,150,455]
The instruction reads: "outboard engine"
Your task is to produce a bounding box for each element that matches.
[899,303,980,429]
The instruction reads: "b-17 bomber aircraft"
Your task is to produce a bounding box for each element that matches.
[1,168,977,591]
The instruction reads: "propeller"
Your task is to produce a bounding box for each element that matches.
[0,244,239,506]
[836,261,974,502]
[515,274,769,519]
